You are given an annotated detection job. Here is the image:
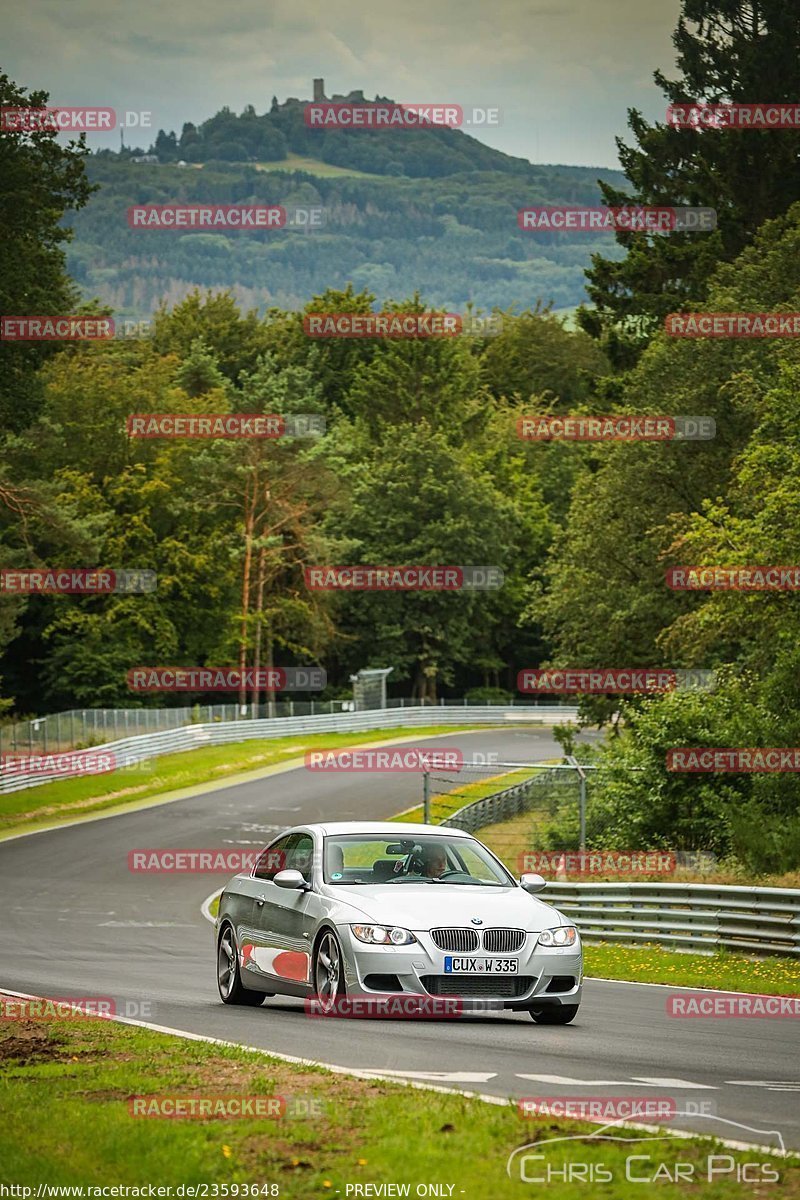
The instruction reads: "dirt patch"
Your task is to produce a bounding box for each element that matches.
[0,1024,64,1065]
[184,1056,392,1107]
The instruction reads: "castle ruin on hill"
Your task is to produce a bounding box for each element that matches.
[283,80,391,106]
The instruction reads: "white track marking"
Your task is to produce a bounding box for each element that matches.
[727,1081,800,1092]
[585,976,790,998]
[201,888,222,924]
[518,1074,658,1087]
[633,1076,717,1089]
[359,1070,498,1082]
[517,1073,716,1089]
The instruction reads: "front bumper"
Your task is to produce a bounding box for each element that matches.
[337,925,582,1010]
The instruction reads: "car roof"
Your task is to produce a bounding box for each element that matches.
[298,821,474,838]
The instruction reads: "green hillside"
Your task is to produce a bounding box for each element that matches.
[69,90,627,320]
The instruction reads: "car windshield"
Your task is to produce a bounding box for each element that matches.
[322,834,513,886]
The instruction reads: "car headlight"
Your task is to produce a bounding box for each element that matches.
[537,925,579,947]
[351,924,416,946]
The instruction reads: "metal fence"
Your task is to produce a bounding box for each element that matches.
[0,697,578,756]
[543,882,800,957]
[0,705,578,795]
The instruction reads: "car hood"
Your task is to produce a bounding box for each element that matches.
[325,883,562,931]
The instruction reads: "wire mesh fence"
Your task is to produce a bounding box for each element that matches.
[424,759,793,955]
[0,702,368,755]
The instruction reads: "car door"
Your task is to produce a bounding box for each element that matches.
[267,830,321,988]
[246,832,319,989]
[236,833,295,989]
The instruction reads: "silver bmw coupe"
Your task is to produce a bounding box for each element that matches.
[216,821,582,1022]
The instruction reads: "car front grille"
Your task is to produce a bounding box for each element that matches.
[483,928,526,953]
[421,975,532,999]
[431,927,480,953]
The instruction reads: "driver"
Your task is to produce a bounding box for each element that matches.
[420,845,447,878]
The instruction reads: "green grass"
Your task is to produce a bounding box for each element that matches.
[253,153,379,178]
[0,725,487,837]
[585,942,800,994]
[1,1004,795,1194]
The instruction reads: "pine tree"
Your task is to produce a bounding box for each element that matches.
[580,1,800,363]
[0,72,95,430]
[175,338,229,398]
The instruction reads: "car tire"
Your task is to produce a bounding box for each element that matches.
[313,929,347,1014]
[529,1004,580,1024]
[217,924,266,1006]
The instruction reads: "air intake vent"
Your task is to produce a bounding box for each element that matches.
[431,928,480,953]
[483,929,525,953]
[422,975,532,999]
[363,974,403,992]
[545,975,576,993]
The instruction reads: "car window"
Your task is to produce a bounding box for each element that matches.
[452,844,503,882]
[253,834,295,881]
[322,835,513,885]
[285,833,314,883]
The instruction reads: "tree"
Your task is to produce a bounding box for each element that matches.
[0,71,96,431]
[154,129,178,161]
[478,307,609,405]
[151,291,273,385]
[320,425,518,701]
[580,1,800,361]
[534,203,800,693]
[190,352,334,707]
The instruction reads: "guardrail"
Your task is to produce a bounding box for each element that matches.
[0,697,579,756]
[543,882,800,958]
[443,775,800,957]
[0,705,578,795]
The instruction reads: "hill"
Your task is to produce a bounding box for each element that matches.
[135,81,548,180]
[66,86,628,321]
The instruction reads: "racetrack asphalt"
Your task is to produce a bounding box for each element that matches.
[1,726,797,1152]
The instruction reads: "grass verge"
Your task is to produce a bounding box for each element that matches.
[0,1003,795,1195]
[0,726,487,838]
[584,942,799,995]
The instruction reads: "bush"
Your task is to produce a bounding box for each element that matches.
[464,687,514,704]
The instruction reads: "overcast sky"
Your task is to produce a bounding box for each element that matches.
[4,0,683,167]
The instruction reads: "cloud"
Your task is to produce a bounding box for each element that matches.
[4,0,681,165]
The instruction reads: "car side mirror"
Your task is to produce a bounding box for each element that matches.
[274,869,310,891]
[520,872,547,894]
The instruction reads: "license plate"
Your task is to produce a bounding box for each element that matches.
[443,957,518,974]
